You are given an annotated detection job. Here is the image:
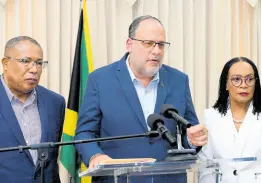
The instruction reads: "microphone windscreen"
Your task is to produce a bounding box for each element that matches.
[147,114,165,130]
[160,104,178,118]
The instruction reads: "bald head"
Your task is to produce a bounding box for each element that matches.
[128,15,165,38]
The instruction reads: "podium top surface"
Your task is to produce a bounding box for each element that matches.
[79,157,259,177]
[80,159,202,177]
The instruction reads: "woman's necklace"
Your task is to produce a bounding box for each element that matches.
[232,118,243,123]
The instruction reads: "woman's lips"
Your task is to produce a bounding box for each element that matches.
[238,92,249,96]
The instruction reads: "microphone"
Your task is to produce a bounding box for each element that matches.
[160,105,197,161]
[147,114,176,147]
[160,104,192,128]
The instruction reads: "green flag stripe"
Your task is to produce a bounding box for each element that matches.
[80,31,89,104]
[60,133,76,177]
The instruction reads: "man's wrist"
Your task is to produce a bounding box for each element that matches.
[187,134,197,149]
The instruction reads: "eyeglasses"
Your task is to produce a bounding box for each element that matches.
[130,38,170,51]
[5,57,48,69]
[230,75,257,87]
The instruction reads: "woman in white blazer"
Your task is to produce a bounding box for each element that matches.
[198,57,261,183]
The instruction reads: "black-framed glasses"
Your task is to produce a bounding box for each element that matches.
[5,56,48,69]
[230,75,257,87]
[130,38,170,51]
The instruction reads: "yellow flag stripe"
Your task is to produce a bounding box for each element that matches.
[80,162,91,182]
[62,109,78,136]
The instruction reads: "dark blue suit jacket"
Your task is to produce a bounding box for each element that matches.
[0,80,65,183]
[75,53,199,183]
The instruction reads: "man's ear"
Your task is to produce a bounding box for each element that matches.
[126,38,132,53]
[2,57,10,71]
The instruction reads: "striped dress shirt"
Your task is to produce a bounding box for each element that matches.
[1,75,41,165]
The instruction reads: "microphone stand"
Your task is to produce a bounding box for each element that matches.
[164,124,197,161]
[0,131,159,183]
[35,148,48,183]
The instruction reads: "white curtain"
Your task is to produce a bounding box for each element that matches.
[0,0,260,122]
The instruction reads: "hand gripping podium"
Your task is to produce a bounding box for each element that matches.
[79,157,260,183]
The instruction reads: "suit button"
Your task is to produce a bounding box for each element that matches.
[233,170,238,176]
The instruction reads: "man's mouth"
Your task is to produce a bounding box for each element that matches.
[25,78,38,83]
[147,59,159,63]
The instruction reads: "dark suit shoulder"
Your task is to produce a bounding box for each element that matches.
[89,53,128,79]
[36,85,65,102]
[92,60,120,73]
[88,61,123,83]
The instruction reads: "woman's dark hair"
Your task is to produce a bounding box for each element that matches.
[213,57,261,116]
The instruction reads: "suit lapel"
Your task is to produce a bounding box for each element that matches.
[225,105,258,158]
[234,106,257,158]
[0,80,34,164]
[35,87,48,143]
[154,67,168,114]
[116,54,148,131]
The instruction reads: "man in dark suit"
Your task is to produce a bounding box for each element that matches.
[75,15,208,183]
[0,36,65,182]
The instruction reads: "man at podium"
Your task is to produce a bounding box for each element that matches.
[75,15,208,183]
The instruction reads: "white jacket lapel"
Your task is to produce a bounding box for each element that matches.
[233,105,261,158]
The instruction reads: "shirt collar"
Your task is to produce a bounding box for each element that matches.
[125,55,159,83]
[1,74,37,103]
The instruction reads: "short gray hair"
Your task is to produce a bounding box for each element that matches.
[4,36,42,56]
[128,15,163,38]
